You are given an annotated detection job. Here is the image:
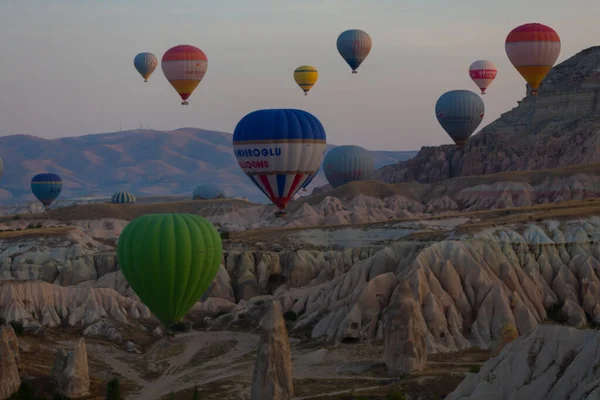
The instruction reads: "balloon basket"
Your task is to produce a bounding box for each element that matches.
[144,80,148,83]
[274,211,286,218]
[181,101,189,105]
[302,188,307,192]
[352,70,358,74]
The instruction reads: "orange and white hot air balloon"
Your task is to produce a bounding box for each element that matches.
[161,45,208,105]
[505,23,560,95]
[469,60,497,95]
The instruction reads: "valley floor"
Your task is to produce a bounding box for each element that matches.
[17,327,491,400]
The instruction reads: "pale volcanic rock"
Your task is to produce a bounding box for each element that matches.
[446,325,600,400]
[0,281,151,328]
[0,324,20,399]
[52,338,90,398]
[251,301,294,400]
[383,281,428,375]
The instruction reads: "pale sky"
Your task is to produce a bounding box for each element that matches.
[0,0,598,150]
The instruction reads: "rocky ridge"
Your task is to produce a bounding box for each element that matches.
[376,46,600,185]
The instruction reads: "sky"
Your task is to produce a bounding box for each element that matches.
[0,0,598,151]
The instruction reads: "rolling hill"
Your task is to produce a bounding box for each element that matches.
[0,128,417,204]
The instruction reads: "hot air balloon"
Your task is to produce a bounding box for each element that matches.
[232,109,327,217]
[469,60,497,95]
[0,156,4,180]
[336,29,372,73]
[193,183,226,200]
[301,172,317,192]
[161,45,208,105]
[117,214,222,329]
[323,145,374,188]
[133,52,158,82]
[31,173,63,209]
[435,90,485,146]
[111,191,136,204]
[505,23,560,95]
[293,65,318,95]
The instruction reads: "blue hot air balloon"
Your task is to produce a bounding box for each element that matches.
[193,183,226,200]
[111,191,136,204]
[233,109,327,217]
[31,173,63,209]
[336,29,372,73]
[435,90,485,146]
[323,145,374,188]
[134,52,158,82]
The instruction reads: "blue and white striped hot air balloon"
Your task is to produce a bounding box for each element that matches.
[233,109,327,216]
[111,191,136,204]
[31,173,62,209]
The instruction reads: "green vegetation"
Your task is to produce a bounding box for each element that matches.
[469,365,481,373]
[10,321,24,337]
[283,310,298,321]
[220,230,231,240]
[106,378,123,400]
[385,391,407,400]
[192,386,200,400]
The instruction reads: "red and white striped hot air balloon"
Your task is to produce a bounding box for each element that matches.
[469,60,497,95]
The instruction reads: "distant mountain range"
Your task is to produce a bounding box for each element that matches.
[0,128,417,204]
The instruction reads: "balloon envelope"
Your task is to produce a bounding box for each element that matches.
[323,145,374,188]
[111,191,136,204]
[134,52,158,82]
[336,29,372,73]
[232,109,327,211]
[31,173,63,208]
[469,60,497,94]
[435,90,485,146]
[293,65,318,95]
[161,45,208,105]
[193,183,226,200]
[505,23,560,94]
[117,214,222,327]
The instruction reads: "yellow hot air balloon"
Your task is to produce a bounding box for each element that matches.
[293,65,318,95]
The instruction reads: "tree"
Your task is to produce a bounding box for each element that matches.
[106,378,122,400]
[192,386,200,400]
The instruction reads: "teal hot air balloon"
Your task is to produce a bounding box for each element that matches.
[337,29,372,73]
[323,145,374,188]
[134,52,158,82]
[111,191,136,204]
[435,90,485,146]
[117,214,222,329]
[31,173,63,209]
[193,183,226,200]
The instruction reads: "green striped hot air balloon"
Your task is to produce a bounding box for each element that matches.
[117,214,222,329]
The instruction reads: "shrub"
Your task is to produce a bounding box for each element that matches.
[386,391,407,400]
[9,382,35,400]
[220,230,231,240]
[10,321,24,337]
[170,322,188,332]
[192,386,199,400]
[106,378,122,400]
[283,311,298,321]
[468,365,481,373]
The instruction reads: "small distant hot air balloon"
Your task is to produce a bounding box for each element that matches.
[0,156,4,181]
[337,29,372,74]
[293,65,318,95]
[232,109,327,217]
[469,60,497,95]
[193,183,226,200]
[323,145,374,188]
[111,191,136,204]
[435,90,485,146]
[505,23,560,95]
[133,52,158,82]
[117,214,222,330]
[161,45,208,105]
[31,173,63,209]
